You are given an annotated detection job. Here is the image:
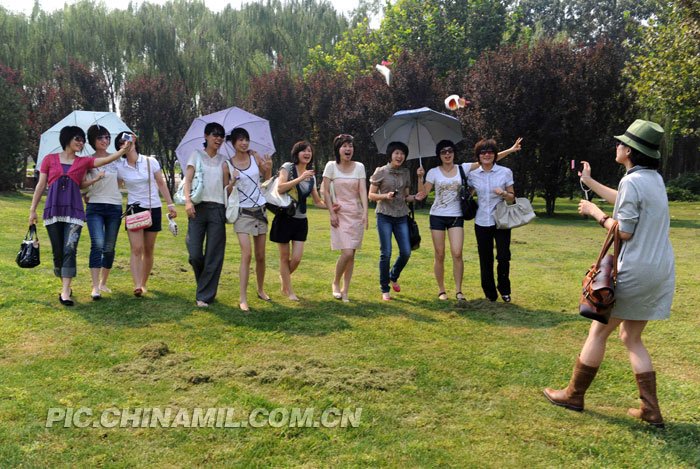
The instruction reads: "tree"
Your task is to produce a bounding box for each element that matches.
[463,39,631,215]
[121,73,196,193]
[628,0,700,137]
[0,65,28,191]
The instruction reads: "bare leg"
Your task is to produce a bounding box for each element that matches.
[579,318,624,367]
[253,234,269,300]
[619,320,653,373]
[431,229,447,296]
[447,227,464,295]
[90,268,101,296]
[278,242,293,296]
[99,268,112,292]
[61,277,72,300]
[141,231,158,291]
[340,249,355,301]
[237,232,252,310]
[127,230,145,291]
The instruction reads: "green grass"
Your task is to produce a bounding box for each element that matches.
[1,192,698,467]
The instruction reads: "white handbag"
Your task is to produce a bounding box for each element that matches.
[261,176,293,208]
[225,160,240,224]
[494,197,536,229]
[174,151,204,205]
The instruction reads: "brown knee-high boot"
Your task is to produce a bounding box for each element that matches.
[628,371,665,428]
[543,357,599,412]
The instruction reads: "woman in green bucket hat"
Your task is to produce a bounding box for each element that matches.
[544,119,674,428]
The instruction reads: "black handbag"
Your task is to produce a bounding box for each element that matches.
[408,204,421,250]
[16,224,41,268]
[458,165,478,220]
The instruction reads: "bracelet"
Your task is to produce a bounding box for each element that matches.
[167,203,175,208]
[598,215,610,227]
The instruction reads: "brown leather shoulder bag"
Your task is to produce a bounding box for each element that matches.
[579,220,621,324]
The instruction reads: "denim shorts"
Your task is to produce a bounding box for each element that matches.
[429,215,464,231]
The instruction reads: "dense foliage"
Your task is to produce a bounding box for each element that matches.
[0,0,696,210]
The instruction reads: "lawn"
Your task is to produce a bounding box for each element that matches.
[0,192,698,467]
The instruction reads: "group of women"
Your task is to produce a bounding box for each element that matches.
[29,125,176,305]
[28,118,675,428]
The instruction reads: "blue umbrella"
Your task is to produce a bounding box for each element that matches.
[372,107,463,163]
[37,111,133,167]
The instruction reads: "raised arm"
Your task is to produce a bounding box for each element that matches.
[579,161,617,204]
[93,141,131,167]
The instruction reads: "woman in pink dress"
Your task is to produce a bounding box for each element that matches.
[322,134,368,302]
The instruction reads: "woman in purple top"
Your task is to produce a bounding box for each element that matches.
[29,126,131,306]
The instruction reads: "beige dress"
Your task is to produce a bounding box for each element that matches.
[323,161,365,250]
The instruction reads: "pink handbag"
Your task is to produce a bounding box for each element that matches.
[124,157,153,231]
[125,210,152,231]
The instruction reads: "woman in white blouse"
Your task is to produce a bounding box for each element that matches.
[116,132,177,297]
[467,138,516,303]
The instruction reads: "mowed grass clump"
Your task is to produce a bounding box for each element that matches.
[0,192,698,467]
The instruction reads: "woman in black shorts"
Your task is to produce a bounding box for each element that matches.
[270,141,326,300]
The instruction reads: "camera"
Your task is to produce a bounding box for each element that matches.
[122,133,134,142]
[392,190,399,198]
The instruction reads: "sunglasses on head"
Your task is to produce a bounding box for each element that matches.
[336,134,354,141]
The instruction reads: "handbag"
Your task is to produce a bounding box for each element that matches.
[225,160,240,224]
[261,167,297,216]
[125,157,153,231]
[494,197,536,229]
[408,204,421,250]
[16,224,41,268]
[579,221,621,324]
[457,165,478,220]
[174,151,204,205]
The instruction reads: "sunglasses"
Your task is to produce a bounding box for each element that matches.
[439,148,454,155]
[96,135,111,141]
[479,149,496,155]
[210,132,225,138]
[335,134,354,141]
[615,141,626,148]
[72,136,85,143]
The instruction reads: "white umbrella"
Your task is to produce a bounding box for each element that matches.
[37,111,133,167]
[175,106,276,169]
[372,107,463,163]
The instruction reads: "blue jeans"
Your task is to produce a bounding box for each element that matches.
[377,213,411,293]
[86,203,122,269]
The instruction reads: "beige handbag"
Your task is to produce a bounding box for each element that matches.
[494,197,536,229]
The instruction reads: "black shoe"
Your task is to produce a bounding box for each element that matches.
[59,294,74,306]
[91,293,102,301]
[502,295,511,303]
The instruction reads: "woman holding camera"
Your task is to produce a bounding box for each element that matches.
[116,132,177,297]
[544,120,674,428]
[29,126,130,306]
[368,141,425,301]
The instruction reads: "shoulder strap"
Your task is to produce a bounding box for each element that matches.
[147,156,152,209]
[457,164,467,184]
[594,220,620,280]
